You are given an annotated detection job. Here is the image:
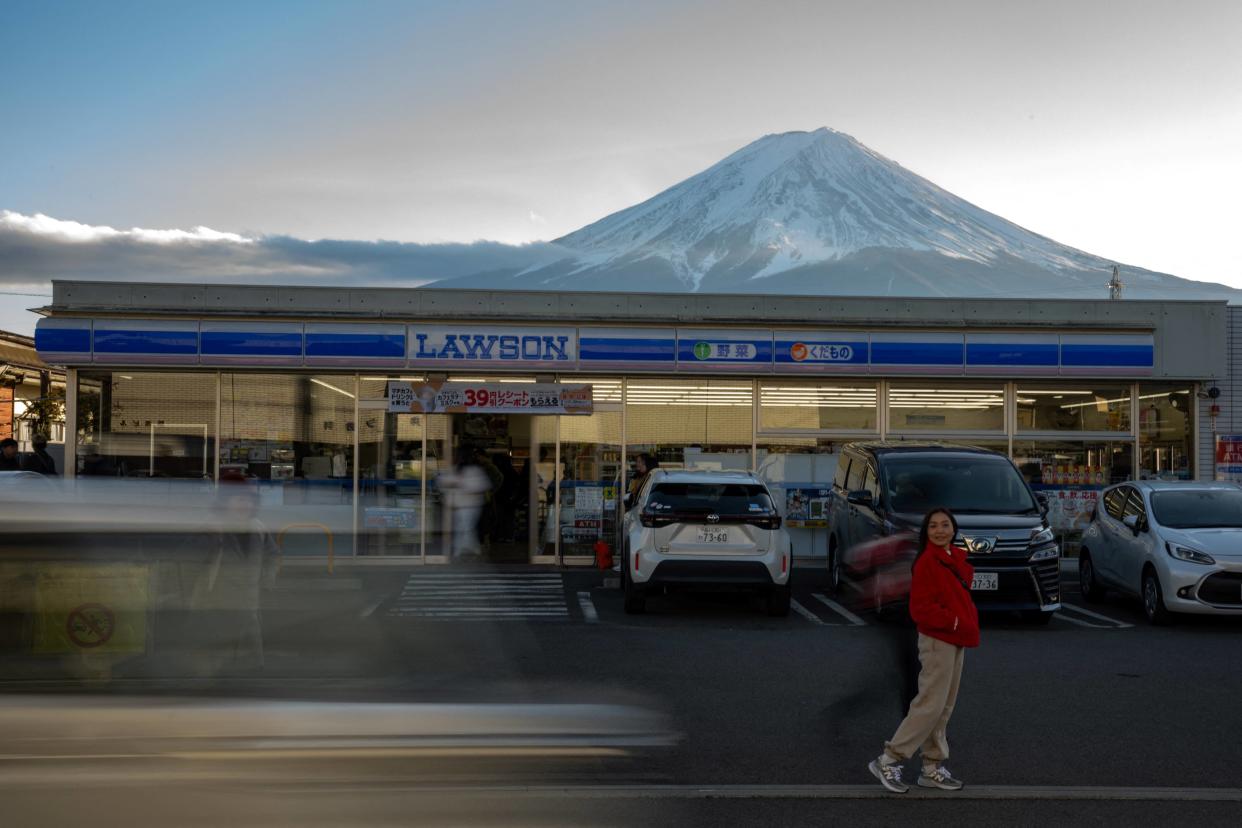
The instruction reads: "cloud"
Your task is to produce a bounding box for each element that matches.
[0,210,571,291]
[528,211,548,225]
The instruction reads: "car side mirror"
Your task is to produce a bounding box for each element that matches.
[1122,514,1142,535]
[1035,493,1049,515]
[846,489,874,507]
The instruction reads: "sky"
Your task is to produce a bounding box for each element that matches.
[2,0,1241,334]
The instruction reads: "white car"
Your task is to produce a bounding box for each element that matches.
[1079,481,1242,624]
[621,469,792,616]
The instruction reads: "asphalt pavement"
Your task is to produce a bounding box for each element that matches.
[4,558,1241,826]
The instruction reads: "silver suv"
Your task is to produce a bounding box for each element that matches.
[622,469,792,616]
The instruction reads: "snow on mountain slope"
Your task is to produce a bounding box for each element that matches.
[430,128,1238,301]
[553,128,1111,289]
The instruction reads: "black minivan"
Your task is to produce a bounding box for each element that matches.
[826,442,1060,623]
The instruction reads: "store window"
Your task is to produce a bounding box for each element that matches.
[759,381,877,431]
[625,378,753,474]
[1137,384,1194,480]
[756,438,840,560]
[554,381,622,558]
[1013,439,1134,547]
[77,371,217,479]
[220,373,356,557]
[1016,383,1132,432]
[888,382,1005,432]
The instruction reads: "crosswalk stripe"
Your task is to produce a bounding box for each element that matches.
[389,573,570,620]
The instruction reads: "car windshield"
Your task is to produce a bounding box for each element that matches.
[882,455,1038,514]
[1150,489,1242,529]
[648,483,774,515]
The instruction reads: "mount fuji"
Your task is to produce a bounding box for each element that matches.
[431,128,1238,300]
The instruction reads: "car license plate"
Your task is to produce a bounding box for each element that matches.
[697,528,730,544]
[971,572,998,591]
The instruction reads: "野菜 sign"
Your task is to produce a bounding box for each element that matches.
[387,381,593,415]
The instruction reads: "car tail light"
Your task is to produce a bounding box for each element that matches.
[746,514,782,530]
[781,554,788,574]
[634,552,640,571]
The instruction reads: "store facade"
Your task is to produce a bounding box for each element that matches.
[34,281,1225,562]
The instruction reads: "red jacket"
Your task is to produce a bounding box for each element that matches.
[909,542,980,648]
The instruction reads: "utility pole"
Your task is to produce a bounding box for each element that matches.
[1108,265,1124,300]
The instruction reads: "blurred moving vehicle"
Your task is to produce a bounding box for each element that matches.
[622,470,791,616]
[1079,481,1242,624]
[827,442,1060,624]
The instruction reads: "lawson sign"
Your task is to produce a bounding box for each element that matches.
[408,325,576,367]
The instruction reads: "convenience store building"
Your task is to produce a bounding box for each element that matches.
[34,280,1224,563]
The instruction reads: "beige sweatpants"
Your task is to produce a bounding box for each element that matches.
[884,632,965,766]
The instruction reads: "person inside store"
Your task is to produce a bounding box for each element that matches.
[624,452,659,508]
[21,434,57,475]
[438,448,493,560]
[0,438,20,471]
[869,507,979,795]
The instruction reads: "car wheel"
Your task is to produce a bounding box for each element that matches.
[1078,549,1106,603]
[1142,569,1172,626]
[622,563,646,615]
[1021,609,1054,625]
[826,539,842,596]
[766,583,791,617]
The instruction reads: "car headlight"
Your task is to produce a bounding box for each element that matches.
[1165,542,1215,565]
[1030,527,1055,546]
[1029,546,1059,562]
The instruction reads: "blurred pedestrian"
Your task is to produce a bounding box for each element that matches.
[196,476,279,672]
[0,438,20,471]
[438,449,492,560]
[21,434,57,475]
[869,507,978,794]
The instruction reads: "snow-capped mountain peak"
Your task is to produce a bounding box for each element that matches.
[554,127,1094,289]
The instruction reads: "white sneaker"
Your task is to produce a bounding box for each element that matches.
[868,758,908,793]
[918,764,964,790]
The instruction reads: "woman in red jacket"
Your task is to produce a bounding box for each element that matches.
[869,507,979,793]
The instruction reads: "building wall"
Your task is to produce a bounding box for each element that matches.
[1199,305,1242,480]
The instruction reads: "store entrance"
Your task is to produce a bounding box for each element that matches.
[357,407,556,562]
[445,411,557,563]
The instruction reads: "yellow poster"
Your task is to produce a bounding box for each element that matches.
[32,564,150,654]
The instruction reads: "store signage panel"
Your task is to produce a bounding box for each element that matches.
[200,321,304,365]
[1060,334,1154,376]
[965,333,1059,375]
[34,318,92,364]
[92,319,199,364]
[870,332,965,374]
[387,380,592,415]
[579,327,676,370]
[773,331,869,373]
[1214,435,1242,482]
[407,325,576,369]
[306,323,406,366]
[676,329,773,372]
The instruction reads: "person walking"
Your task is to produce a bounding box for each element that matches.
[869,507,978,793]
[437,449,493,560]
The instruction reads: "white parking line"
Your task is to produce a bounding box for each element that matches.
[577,591,599,624]
[358,597,386,618]
[1060,602,1134,629]
[789,599,826,626]
[1056,613,1111,628]
[812,593,866,626]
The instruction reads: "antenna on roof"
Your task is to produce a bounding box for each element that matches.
[1107,265,1124,300]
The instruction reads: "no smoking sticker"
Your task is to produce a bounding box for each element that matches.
[66,603,116,648]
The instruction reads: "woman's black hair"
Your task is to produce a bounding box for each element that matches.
[637,452,659,470]
[914,506,959,567]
